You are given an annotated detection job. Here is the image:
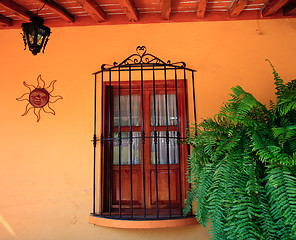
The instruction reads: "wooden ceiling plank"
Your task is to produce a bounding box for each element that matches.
[283,0,296,15]
[228,0,248,17]
[117,0,139,22]
[0,14,12,26]
[37,0,74,23]
[161,0,171,20]
[0,0,32,21]
[196,0,207,18]
[78,0,106,23]
[262,0,290,16]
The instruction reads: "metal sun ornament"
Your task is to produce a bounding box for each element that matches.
[16,75,63,122]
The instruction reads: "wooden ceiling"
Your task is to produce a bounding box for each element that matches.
[0,0,295,29]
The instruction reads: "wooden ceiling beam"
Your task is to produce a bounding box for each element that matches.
[78,0,106,23]
[37,0,74,23]
[262,0,290,16]
[283,0,296,15]
[228,0,248,17]
[196,0,207,18]
[0,14,12,26]
[0,0,32,21]
[117,0,139,22]
[161,0,171,20]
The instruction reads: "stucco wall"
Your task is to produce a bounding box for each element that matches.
[0,18,296,240]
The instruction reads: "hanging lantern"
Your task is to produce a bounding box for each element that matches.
[21,16,51,56]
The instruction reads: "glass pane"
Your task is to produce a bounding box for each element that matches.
[113,132,141,165]
[150,94,177,126]
[114,95,140,127]
[37,34,43,46]
[29,33,35,44]
[37,29,45,46]
[150,131,179,165]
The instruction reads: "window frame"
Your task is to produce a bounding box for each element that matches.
[100,80,189,218]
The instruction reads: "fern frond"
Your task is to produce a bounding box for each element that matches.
[265,165,296,235]
[265,59,285,99]
[258,186,280,240]
[196,163,215,226]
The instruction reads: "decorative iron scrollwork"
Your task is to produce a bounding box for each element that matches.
[100,46,186,71]
[116,46,168,66]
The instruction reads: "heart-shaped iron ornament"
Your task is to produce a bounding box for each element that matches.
[113,46,167,66]
[136,46,147,57]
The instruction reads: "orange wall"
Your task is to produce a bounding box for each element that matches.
[0,18,296,240]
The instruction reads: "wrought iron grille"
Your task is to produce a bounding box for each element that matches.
[91,46,197,220]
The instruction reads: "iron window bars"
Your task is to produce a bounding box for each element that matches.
[92,46,197,220]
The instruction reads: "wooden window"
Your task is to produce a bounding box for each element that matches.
[101,80,189,218]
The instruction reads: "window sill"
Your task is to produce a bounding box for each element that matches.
[89,215,197,229]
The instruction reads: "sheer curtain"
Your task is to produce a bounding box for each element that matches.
[114,95,140,127]
[150,94,177,126]
[112,93,179,165]
[113,95,141,165]
[150,131,179,164]
[113,132,141,165]
[150,94,179,165]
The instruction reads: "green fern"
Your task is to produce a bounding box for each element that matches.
[186,61,296,239]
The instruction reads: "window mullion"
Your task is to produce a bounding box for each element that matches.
[164,65,172,217]
[140,63,146,218]
[143,86,152,210]
[128,65,133,218]
[108,69,112,216]
[118,66,122,217]
[175,68,183,215]
[152,64,159,218]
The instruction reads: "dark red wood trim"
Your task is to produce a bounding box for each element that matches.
[228,0,248,17]
[37,0,74,23]
[161,0,172,20]
[284,0,296,15]
[0,0,32,21]
[106,80,185,90]
[196,0,207,18]
[262,0,290,16]
[1,10,293,30]
[0,14,12,26]
[101,80,188,214]
[78,0,107,23]
[117,0,139,22]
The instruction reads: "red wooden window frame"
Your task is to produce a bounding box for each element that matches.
[101,80,189,217]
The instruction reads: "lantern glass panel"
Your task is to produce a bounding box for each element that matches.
[29,32,35,44]
[37,33,44,46]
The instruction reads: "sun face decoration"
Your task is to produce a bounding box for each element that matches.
[16,75,62,122]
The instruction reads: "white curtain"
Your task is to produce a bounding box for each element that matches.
[113,93,179,165]
[150,94,177,126]
[150,94,179,165]
[114,95,140,127]
[150,131,179,165]
[113,132,141,165]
